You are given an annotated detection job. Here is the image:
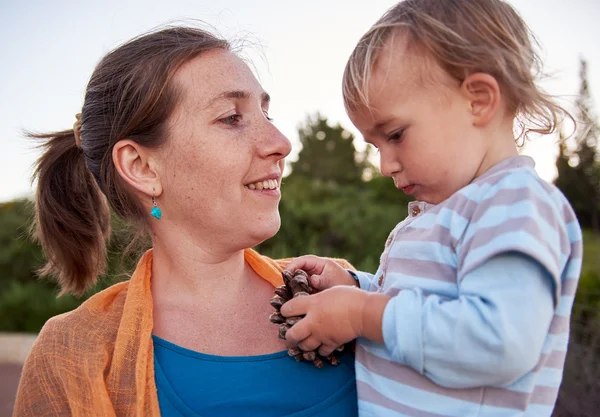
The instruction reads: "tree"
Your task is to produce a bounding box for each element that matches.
[289,113,368,185]
[555,59,600,231]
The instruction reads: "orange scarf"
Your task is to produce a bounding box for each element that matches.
[14,249,352,416]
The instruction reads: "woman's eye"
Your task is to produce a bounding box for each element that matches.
[220,114,242,125]
[263,111,274,122]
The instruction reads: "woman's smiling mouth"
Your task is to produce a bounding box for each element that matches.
[245,179,279,190]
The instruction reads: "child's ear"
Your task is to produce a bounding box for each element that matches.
[460,73,501,127]
[112,139,163,199]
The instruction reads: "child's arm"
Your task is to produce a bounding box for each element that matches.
[373,178,570,388]
[378,252,555,388]
[281,253,554,388]
[386,177,577,389]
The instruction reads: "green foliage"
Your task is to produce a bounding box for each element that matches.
[0,199,43,285]
[262,114,410,271]
[555,59,600,231]
[0,281,80,333]
[582,229,600,278]
[555,230,600,417]
[258,174,412,272]
[575,230,600,311]
[289,113,370,185]
[552,61,600,415]
[0,199,138,333]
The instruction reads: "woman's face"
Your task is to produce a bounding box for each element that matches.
[158,49,291,251]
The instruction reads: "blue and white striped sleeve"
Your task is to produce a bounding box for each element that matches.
[382,253,555,388]
[380,175,569,388]
[458,177,570,303]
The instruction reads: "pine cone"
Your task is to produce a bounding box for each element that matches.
[269,269,347,368]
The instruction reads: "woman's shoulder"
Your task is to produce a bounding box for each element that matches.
[34,280,131,358]
[267,255,356,271]
[15,280,135,415]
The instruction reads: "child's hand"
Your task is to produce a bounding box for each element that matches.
[284,255,357,291]
[280,285,367,356]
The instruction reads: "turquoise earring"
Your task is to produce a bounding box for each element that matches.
[151,189,162,220]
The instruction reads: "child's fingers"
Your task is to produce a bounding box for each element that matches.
[284,255,326,275]
[284,318,311,345]
[297,336,321,352]
[310,270,355,290]
[318,344,337,357]
[280,294,311,318]
[308,274,326,290]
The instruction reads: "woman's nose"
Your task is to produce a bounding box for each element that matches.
[260,122,292,159]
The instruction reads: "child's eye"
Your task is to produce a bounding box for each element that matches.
[220,114,242,126]
[387,129,404,142]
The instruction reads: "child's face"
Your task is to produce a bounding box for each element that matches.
[348,37,492,204]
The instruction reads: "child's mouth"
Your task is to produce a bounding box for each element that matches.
[401,185,415,194]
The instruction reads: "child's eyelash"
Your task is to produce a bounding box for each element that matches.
[387,129,405,142]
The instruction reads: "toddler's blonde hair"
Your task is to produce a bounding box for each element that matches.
[343,0,570,140]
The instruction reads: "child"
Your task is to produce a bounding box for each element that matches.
[280,0,583,416]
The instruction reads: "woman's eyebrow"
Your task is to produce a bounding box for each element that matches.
[204,90,271,108]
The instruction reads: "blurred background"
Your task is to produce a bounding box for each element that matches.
[1,1,599,416]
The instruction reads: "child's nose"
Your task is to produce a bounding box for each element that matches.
[379,151,402,177]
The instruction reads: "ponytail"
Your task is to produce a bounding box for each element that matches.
[30,130,111,295]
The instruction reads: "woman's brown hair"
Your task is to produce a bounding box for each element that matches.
[31,26,230,295]
[343,0,571,141]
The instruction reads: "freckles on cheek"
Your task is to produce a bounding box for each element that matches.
[183,150,210,181]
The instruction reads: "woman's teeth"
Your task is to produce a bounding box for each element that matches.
[246,179,278,190]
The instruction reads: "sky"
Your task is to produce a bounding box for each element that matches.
[1,0,599,202]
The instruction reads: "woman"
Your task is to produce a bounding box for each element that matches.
[14,26,358,416]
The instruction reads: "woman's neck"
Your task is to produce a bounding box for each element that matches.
[148,228,287,355]
[149,229,249,302]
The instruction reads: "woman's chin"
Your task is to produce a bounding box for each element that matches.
[247,216,281,246]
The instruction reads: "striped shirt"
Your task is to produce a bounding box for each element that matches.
[352,156,583,417]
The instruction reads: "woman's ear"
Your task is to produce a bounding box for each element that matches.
[461,73,502,127]
[112,140,163,198]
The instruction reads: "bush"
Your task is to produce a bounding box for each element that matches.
[553,232,600,417]
[0,200,139,333]
[0,281,81,333]
[258,175,411,271]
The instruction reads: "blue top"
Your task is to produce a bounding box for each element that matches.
[152,335,358,417]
